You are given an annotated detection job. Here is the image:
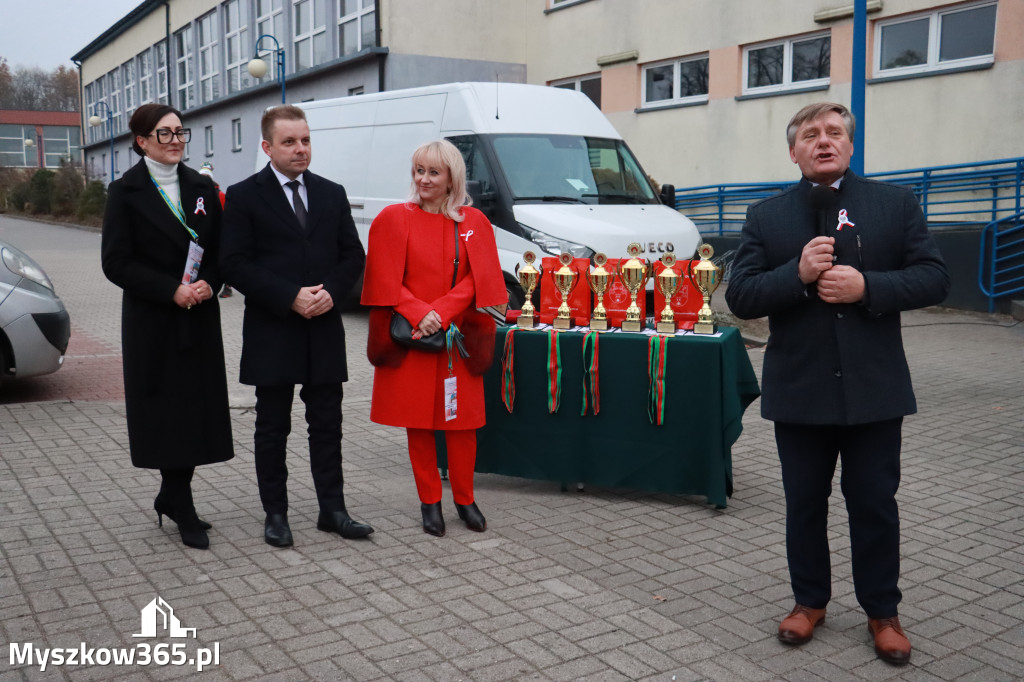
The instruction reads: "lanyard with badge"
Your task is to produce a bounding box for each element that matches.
[151,175,205,285]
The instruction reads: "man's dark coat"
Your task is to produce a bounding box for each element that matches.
[219,163,365,386]
[725,170,950,425]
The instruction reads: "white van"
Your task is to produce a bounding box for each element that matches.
[275,82,700,305]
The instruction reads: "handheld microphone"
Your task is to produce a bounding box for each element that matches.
[808,185,839,262]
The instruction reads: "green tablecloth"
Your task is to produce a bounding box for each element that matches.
[476,326,760,508]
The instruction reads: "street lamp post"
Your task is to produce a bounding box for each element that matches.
[247,34,286,104]
[88,102,115,181]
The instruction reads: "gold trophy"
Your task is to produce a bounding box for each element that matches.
[688,243,722,335]
[656,253,680,334]
[552,252,579,329]
[587,253,611,331]
[516,251,541,328]
[618,242,649,332]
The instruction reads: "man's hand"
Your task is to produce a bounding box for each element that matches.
[817,265,865,304]
[413,310,443,340]
[174,284,200,309]
[291,284,334,319]
[798,236,835,284]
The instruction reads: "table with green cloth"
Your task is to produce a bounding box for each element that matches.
[474,325,760,508]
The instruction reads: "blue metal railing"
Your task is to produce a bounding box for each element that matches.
[676,157,1024,236]
[978,211,1024,312]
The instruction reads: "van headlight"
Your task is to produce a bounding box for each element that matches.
[523,226,595,259]
[2,247,55,291]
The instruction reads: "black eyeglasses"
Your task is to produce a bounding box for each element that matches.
[151,128,191,143]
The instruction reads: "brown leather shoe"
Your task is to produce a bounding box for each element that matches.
[778,604,826,645]
[868,616,911,666]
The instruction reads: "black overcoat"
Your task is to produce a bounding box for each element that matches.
[101,158,235,469]
[725,170,950,425]
[219,163,365,386]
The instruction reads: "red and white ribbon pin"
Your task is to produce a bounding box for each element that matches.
[194,197,206,215]
[836,208,854,231]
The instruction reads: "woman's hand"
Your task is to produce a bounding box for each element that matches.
[190,279,214,303]
[413,310,443,339]
[173,284,200,309]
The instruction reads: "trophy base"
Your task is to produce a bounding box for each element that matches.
[693,321,717,335]
[656,321,677,334]
[621,319,643,332]
[517,314,536,329]
[553,316,572,330]
[589,318,608,331]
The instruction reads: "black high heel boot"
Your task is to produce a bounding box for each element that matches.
[154,492,212,530]
[161,469,210,550]
[455,502,486,532]
[420,502,445,537]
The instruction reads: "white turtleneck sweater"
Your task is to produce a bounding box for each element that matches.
[144,156,181,209]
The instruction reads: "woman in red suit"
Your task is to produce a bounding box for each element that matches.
[362,140,506,536]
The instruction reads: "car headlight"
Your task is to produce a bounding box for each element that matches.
[522,226,595,259]
[2,247,55,291]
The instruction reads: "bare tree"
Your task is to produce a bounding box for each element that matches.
[0,58,80,111]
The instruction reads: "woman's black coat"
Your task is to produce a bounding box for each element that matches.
[101,158,234,469]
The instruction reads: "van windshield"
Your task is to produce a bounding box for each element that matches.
[490,134,659,204]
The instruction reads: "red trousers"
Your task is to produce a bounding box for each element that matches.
[406,428,476,505]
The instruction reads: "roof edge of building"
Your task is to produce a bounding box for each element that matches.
[71,0,165,63]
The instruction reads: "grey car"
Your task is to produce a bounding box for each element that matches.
[0,239,70,379]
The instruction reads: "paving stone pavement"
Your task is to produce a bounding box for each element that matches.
[0,215,1022,681]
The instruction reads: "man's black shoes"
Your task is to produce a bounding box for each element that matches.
[317,510,374,539]
[264,513,293,547]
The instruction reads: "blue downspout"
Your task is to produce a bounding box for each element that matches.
[851,0,867,175]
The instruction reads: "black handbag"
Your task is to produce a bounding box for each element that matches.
[389,218,459,353]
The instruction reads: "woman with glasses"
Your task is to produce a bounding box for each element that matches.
[101,103,234,550]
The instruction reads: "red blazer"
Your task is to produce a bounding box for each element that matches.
[361,203,505,429]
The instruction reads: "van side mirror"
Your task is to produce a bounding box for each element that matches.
[660,184,676,209]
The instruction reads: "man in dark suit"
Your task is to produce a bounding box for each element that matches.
[220,104,373,547]
[726,102,949,666]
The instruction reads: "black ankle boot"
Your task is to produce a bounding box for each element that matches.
[154,492,212,530]
[421,502,445,537]
[455,502,486,532]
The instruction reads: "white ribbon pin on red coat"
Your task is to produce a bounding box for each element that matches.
[460,229,474,242]
[194,197,206,216]
[836,208,854,231]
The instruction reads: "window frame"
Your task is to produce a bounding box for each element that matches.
[138,49,153,105]
[550,73,602,108]
[156,41,169,104]
[338,0,376,57]
[198,11,220,104]
[121,60,136,123]
[204,125,215,156]
[224,0,251,95]
[640,54,710,109]
[174,26,195,111]
[231,118,243,151]
[293,0,329,71]
[874,1,997,77]
[742,32,831,95]
[106,69,123,135]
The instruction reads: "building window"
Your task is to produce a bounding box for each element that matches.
[138,49,153,104]
[42,126,80,168]
[875,2,996,76]
[204,126,214,156]
[114,150,120,175]
[338,0,375,57]
[348,86,364,96]
[642,55,709,107]
[294,0,328,71]
[0,124,33,167]
[231,118,242,151]
[224,0,251,94]
[551,74,601,108]
[156,41,169,104]
[175,26,195,110]
[198,12,220,103]
[107,69,123,134]
[122,60,136,122]
[255,0,286,86]
[744,33,830,93]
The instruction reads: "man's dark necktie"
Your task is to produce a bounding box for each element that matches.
[285,179,307,230]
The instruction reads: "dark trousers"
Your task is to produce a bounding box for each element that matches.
[254,383,345,515]
[775,418,903,619]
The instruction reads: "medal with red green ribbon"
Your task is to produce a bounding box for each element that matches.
[581,331,600,416]
[501,329,517,413]
[648,334,669,425]
[546,329,563,414]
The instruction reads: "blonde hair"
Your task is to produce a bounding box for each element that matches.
[408,139,471,222]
